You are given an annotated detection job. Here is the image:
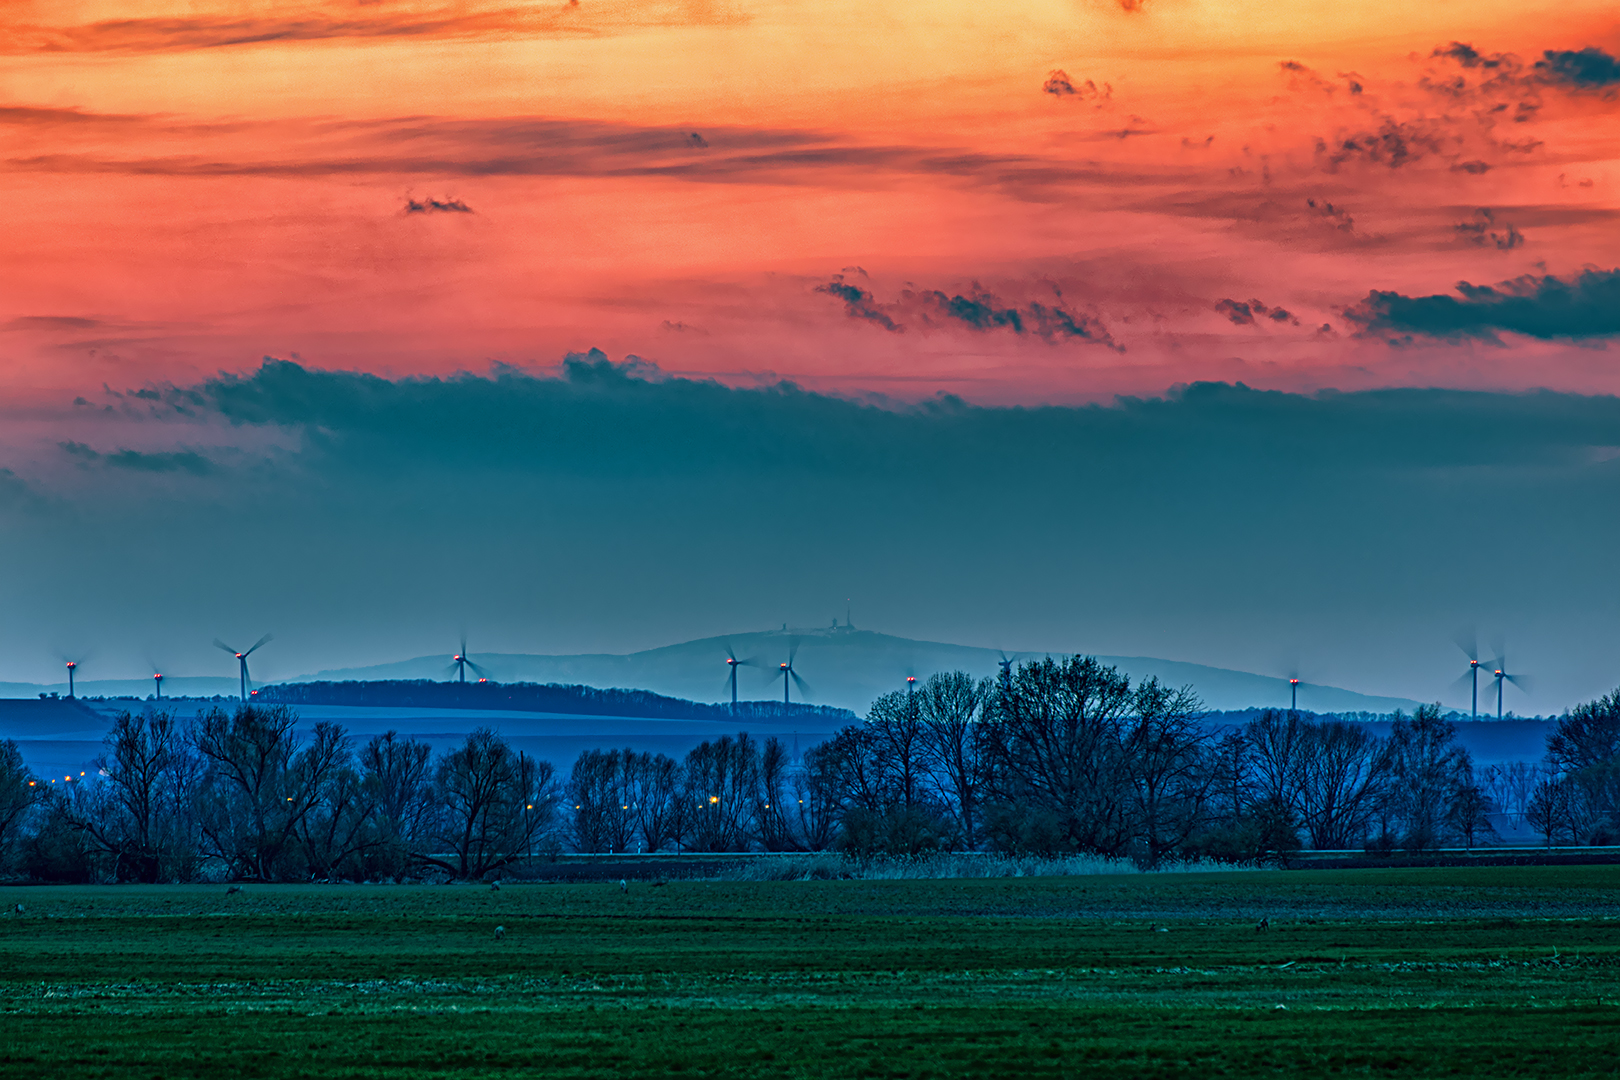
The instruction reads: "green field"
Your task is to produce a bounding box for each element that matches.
[3,867,1618,1078]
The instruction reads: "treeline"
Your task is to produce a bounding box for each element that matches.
[254,679,857,725]
[3,658,1618,882]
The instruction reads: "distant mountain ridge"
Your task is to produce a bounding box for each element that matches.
[2,628,1429,715]
[292,628,1426,716]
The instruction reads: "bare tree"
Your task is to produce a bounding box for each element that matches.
[1242,710,1310,812]
[984,656,1135,855]
[683,734,760,852]
[1547,689,1620,775]
[866,690,929,811]
[793,740,844,851]
[1384,705,1471,851]
[64,710,203,882]
[567,749,636,854]
[1297,720,1386,850]
[1547,688,1620,843]
[756,737,797,850]
[430,729,557,878]
[1122,678,1209,867]
[0,740,45,875]
[1448,769,1497,849]
[361,731,435,871]
[626,751,682,854]
[916,671,992,846]
[1527,776,1574,847]
[193,706,348,881]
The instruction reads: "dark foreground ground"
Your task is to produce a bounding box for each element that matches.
[2,867,1618,1078]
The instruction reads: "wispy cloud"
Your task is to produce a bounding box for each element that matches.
[59,441,214,475]
[0,1,747,55]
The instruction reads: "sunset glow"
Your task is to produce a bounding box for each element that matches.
[3,0,1616,406]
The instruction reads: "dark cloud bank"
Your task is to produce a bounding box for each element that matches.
[1347,268,1620,342]
[5,355,1620,708]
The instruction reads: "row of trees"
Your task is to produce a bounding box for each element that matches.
[0,707,555,883]
[3,659,1618,881]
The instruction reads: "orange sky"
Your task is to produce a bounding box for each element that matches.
[3,0,1618,406]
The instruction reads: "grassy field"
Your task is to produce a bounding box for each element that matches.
[2,866,1618,1078]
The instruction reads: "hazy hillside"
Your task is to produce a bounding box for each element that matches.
[296,627,1426,716]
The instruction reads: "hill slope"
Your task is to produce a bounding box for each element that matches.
[297,628,1425,716]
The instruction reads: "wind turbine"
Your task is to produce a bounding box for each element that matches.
[1489,643,1531,721]
[449,635,489,683]
[64,660,79,699]
[215,634,272,701]
[723,642,755,708]
[153,672,164,700]
[777,640,807,706]
[1289,677,1300,712]
[1452,629,1484,720]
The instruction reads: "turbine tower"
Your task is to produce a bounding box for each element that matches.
[1289,677,1299,712]
[65,660,78,699]
[777,640,807,706]
[724,643,755,708]
[1490,648,1529,721]
[1453,630,1484,720]
[997,652,1019,692]
[215,634,272,701]
[449,635,489,683]
[153,672,164,701]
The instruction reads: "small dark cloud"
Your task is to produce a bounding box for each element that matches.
[1345,267,1620,342]
[59,441,101,464]
[1215,299,1299,327]
[1181,135,1214,149]
[1315,118,1448,171]
[404,195,473,214]
[816,277,1118,348]
[1306,197,1355,233]
[907,284,1119,348]
[1043,70,1111,102]
[1431,42,1513,71]
[816,277,902,333]
[1454,208,1524,250]
[683,132,708,148]
[1534,47,1620,89]
[1451,159,1491,174]
[3,315,104,331]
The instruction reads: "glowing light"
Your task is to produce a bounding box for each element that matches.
[709,795,720,804]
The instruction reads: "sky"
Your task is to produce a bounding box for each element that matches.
[1,0,1618,713]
